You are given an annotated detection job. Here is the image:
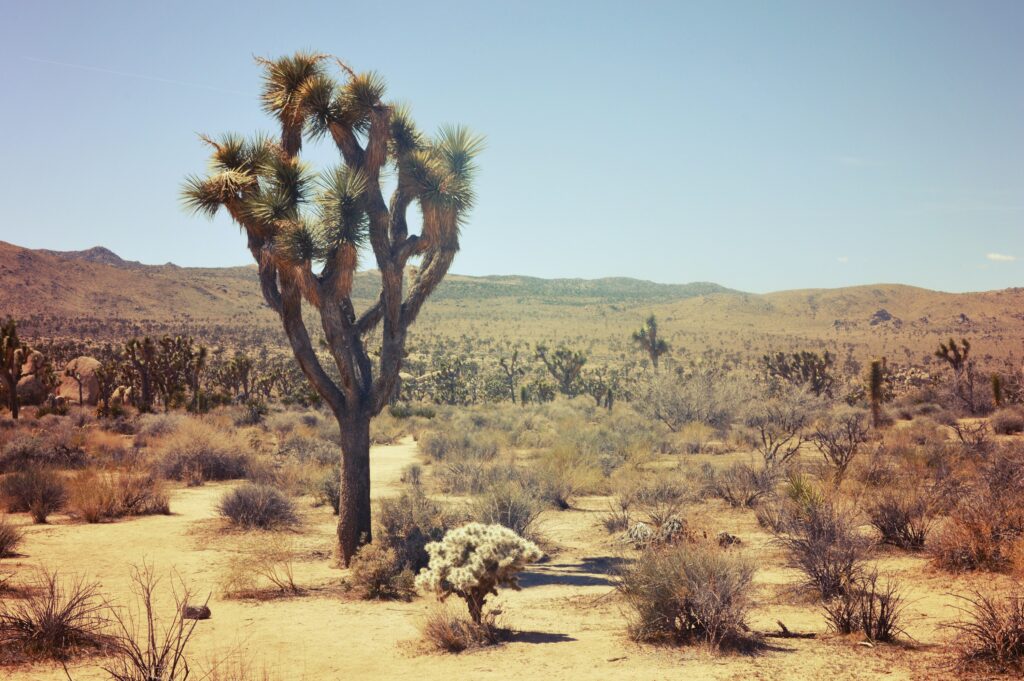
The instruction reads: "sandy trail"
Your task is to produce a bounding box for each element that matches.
[3,440,983,681]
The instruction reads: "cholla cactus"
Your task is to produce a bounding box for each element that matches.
[415,523,542,623]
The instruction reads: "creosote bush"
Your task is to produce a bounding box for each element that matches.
[616,542,757,650]
[0,569,111,661]
[218,484,297,530]
[416,523,542,624]
[703,462,777,508]
[1,466,67,524]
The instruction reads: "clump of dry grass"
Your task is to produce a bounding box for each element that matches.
[947,590,1024,674]
[221,535,301,599]
[0,569,111,662]
[0,515,22,557]
[155,420,251,483]
[67,469,170,523]
[348,543,416,600]
[421,606,501,653]
[822,570,907,642]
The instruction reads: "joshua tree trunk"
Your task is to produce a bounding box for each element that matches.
[1,378,17,420]
[337,411,372,552]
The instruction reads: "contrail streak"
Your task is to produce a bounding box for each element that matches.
[21,56,248,96]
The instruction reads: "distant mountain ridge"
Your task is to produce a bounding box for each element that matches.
[3,240,1023,363]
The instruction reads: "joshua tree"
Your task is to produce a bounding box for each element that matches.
[0,317,28,419]
[935,338,976,413]
[535,344,587,397]
[632,315,669,370]
[498,347,526,404]
[125,338,156,413]
[183,52,482,563]
[763,350,836,398]
[868,358,884,428]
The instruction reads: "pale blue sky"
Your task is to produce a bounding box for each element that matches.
[0,1,1021,293]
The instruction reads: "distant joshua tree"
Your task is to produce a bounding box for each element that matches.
[935,338,977,413]
[632,315,669,369]
[535,344,587,397]
[0,317,28,419]
[182,52,482,563]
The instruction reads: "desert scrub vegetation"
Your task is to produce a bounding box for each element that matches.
[104,564,205,681]
[67,469,170,522]
[347,489,455,600]
[770,498,870,599]
[470,481,543,541]
[867,490,934,550]
[809,407,871,485]
[821,570,907,643]
[991,406,1024,435]
[1,466,67,523]
[155,420,252,483]
[222,535,301,598]
[932,445,1024,572]
[0,569,111,662]
[421,605,501,653]
[218,484,297,530]
[416,522,542,624]
[615,542,757,650]
[0,515,22,557]
[948,590,1024,674]
[702,461,778,508]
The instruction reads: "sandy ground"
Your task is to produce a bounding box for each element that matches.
[1,438,1013,681]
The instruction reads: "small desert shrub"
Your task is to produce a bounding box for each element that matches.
[221,535,301,598]
[1,467,67,523]
[370,412,406,445]
[377,489,456,571]
[822,570,906,642]
[810,407,871,485]
[534,449,602,509]
[867,491,933,550]
[218,484,297,530]
[991,407,1024,435]
[602,498,632,533]
[0,431,86,472]
[234,400,268,427]
[400,463,423,486]
[157,424,251,482]
[703,462,777,508]
[421,606,500,653]
[104,564,202,681]
[0,516,22,557]
[436,459,521,495]
[348,543,416,600]
[616,542,756,650]
[774,501,869,599]
[416,523,542,623]
[134,413,187,445]
[67,470,170,522]
[0,569,110,661]
[470,482,542,541]
[419,430,500,462]
[948,590,1024,673]
[315,466,340,513]
[277,433,339,467]
[933,446,1024,572]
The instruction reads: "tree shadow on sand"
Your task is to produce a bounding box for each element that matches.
[519,555,630,588]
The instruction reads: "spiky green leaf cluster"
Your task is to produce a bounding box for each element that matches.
[316,166,369,249]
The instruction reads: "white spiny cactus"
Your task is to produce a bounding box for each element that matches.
[416,522,542,623]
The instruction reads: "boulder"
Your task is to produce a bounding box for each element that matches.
[57,356,102,406]
[15,351,49,405]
